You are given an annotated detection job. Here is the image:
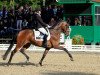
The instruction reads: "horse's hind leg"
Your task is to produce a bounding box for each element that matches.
[8,48,17,64]
[8,43,24,64]
[20,48,29,63]
[20,43,31,63]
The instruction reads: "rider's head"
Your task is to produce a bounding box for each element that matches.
[34,8,41,15]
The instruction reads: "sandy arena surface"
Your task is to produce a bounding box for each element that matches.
[0,51,100,75]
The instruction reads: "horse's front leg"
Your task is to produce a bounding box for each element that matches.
[63,47,74,61]
[55,46,74,61]
[39,48,50,66]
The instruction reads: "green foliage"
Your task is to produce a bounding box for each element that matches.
[0,1,2,9]
[18,0,30,6]
[30,0,41,10]
[0,1,11,9]
[72,35,84,45]
[0,0,41,10]
[0,0,57,10]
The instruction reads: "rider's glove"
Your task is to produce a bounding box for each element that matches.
[47,25,51,28]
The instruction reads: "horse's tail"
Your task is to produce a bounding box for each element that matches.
[3,34,17,60]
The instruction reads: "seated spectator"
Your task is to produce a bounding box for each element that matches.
[74,18,81,26]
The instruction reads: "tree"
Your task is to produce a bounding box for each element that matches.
[14,0,41,9]
[0,0,57,10]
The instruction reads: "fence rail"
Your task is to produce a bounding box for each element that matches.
[0,44,100,52]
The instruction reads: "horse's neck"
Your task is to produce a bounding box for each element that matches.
[53,24,62,32]
[50,28,61,36]
[50,21,62,35]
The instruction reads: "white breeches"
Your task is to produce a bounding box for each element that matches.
[38,28,48,35]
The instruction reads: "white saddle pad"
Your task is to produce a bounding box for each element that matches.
[34,29,50,41]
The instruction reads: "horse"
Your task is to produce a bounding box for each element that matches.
[3,21,73,66]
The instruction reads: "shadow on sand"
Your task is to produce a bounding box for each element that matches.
[42,72,96,75]
[0,62,36,66]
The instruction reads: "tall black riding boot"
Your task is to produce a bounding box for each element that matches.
[42,34,48,48]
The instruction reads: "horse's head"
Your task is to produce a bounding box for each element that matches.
[60,22,70,36]
[53,21,70,36]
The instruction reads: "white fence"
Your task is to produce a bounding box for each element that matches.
[0,44,100,52]
[71,45,100,52]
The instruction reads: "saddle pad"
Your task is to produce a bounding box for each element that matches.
[34,29,50,41]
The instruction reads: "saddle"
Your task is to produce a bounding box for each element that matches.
[33,29,50,41]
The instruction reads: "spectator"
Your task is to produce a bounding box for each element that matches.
[15,4,20,14]
[49,18,56,27]
[2,6,8,28]
[41,6,48,23]
[0,9,2,18]
[57,5,64,20]
[47,5,54,23]
[16,6,23,30]
[23,4,29,21]
[74,18,81,26]
[26,6,34,28]
[53,6,57,20]
[8,7,16,28]
[22,19,28,28]
[66,18,71,25]
[0,9,3,30]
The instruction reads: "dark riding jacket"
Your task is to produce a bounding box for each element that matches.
[34,14,47,29]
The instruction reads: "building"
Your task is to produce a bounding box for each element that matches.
[57,0,100,44]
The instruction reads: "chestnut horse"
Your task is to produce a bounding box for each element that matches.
[3,21,73,66]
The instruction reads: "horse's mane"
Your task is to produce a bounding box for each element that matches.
[50,20,64,29]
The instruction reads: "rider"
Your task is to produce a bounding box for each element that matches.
[34,8,49,48]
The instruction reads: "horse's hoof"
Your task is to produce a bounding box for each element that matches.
[70,58,74,61]
[35,64,40,67]
[7,62,11,66]
[39,62,43,66]
[1,55,6,60]
[25,60,29,63]
[36,63,43,67]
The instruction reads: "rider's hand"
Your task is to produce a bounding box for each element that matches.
[47,25,51,28]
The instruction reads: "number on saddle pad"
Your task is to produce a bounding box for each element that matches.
[34,29,50,41]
